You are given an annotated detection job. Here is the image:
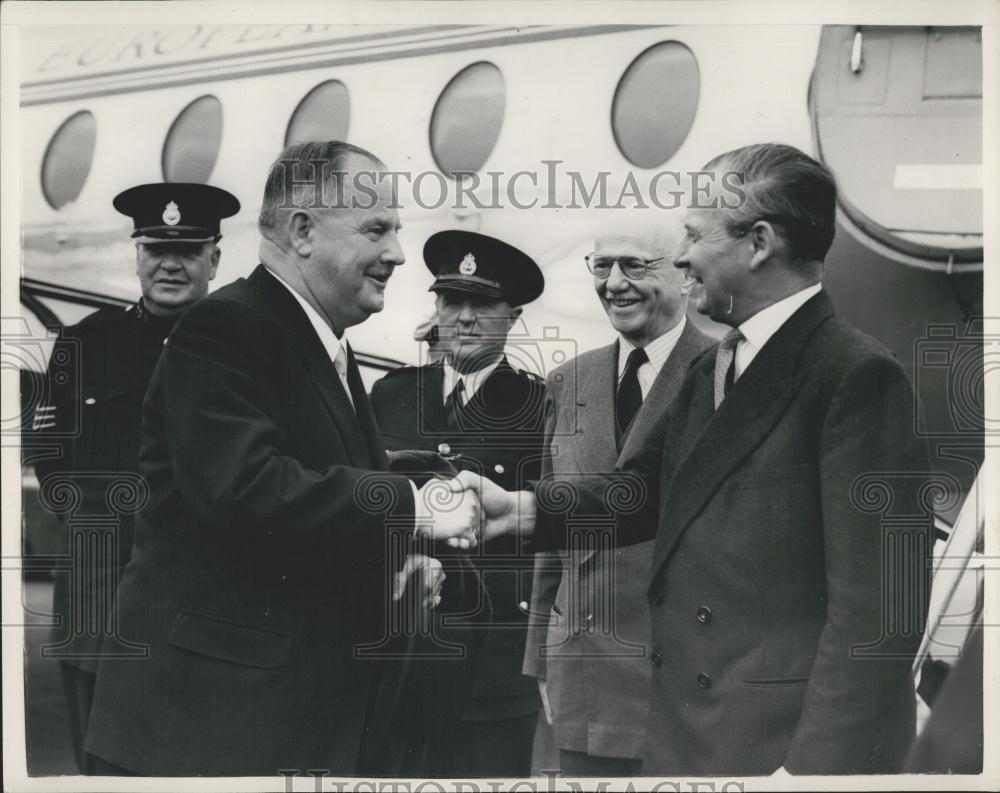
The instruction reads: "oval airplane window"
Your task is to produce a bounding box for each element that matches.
[810,26,982,269]
[285,80,351,146]
[41,110,97,210]
[430,61,505,177]
[161,95,223,183]
[612,41,700,169]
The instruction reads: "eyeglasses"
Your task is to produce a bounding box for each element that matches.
[585,254,664,280]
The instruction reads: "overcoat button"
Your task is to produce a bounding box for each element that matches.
[697,672,712,689]
[651,651,663,667]
[494,464,505,474]
[696,605,712,624]
[84,397,96,405]
[437,443,451,455]
[650,591,664,607]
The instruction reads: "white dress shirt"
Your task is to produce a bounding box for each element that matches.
[733,283,822,380]
[442,356,504,405]
[618,316,687,399]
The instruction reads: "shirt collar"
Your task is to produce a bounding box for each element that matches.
[264,266,345,365]
[443,355,505,404]
[617,316,687,381]
[738,283,822,354]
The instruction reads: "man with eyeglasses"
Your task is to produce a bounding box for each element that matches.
[523,213,711,777]
[446,143,932,776]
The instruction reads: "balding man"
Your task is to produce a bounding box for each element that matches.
[85,142,478,776]
[523,215,711,776]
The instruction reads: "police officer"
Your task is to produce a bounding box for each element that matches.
[33,182,239,773]
[370,230,547,777]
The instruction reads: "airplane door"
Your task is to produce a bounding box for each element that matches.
[810,25,983,268]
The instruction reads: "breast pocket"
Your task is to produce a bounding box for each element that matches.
[78,383,137,468]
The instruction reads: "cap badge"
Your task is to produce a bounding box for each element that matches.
[162,201,181,226]
[459,253,477,275]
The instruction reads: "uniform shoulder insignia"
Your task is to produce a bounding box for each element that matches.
[516,368,544,383]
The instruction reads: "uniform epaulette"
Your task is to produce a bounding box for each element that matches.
[71,304,134,330]
[517,368,544,383]
[381,364,420,379]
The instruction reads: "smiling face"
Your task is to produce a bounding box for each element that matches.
[673,206,751,325]
[592,233,687,347]
[434,291,520,373]
[136,241,220,315]
[302,154,405,333]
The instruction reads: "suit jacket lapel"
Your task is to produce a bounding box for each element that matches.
[572,342,618,473]
[419,364,447,434]
[651,292,835,576]
[249,266,371,468]
[345,344,381,470]
[619,321,707,462]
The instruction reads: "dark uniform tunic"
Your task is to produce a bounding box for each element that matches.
[370,356,547,775]
[34,301,178,770]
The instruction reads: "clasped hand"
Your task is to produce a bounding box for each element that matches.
[413,470,523,548]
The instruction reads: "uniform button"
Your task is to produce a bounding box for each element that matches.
[518,600,529,614]
[649,591,664,607]
[651,651,662,667]
[697,672,712,689]
[162,337,168,346]
[84,397,96,405]
[280,575,287,582]
[696,605,712,624]
[437,443,451,455]
[494,463,505,475]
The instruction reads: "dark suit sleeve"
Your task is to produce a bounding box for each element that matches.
[157,298,415,559]
[783,354,931,773]
[522,384,562,678]
[529,409,664,553]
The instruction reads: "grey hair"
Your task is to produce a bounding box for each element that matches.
[257,140,385,242]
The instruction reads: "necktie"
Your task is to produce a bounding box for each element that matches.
[616,347,648,448]
[444,378,466,430]
[333,345,354,409]
[713,328,745,409]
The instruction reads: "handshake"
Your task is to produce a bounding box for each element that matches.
[412,470,537,550]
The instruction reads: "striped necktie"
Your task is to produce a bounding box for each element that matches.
[333,344,354,410]
[713,328,745,409]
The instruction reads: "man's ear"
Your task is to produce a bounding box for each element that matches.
[748,219,779,271]
[507,305,523,331]
[208,246,221,281]
[288,210,314,256]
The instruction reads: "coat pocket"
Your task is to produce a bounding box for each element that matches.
[169,610,294,669]
[742,677,810,687]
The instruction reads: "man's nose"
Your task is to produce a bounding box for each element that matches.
[159,256,183,270]
[457,303,478,324]
[382,232,406,266]
[672,241,689,268]
[605,261,630,291]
